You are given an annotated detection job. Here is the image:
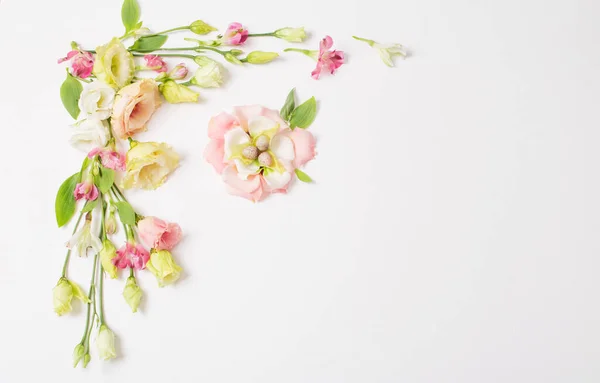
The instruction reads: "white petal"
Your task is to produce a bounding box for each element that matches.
[264,170,292,189]
[248,116,278,138]
[270,134,295,162]
[234,159,260,180]
[224,127,250,158]
[378,48,394,67]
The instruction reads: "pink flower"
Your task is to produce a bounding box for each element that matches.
[73,182,99,201]
[88,148,126,171]
[58,50,95,79]
[311,36,345,80]
[222,22,249,45]
[168,63,188,80]
[144,54,168,73]
[137,217,182,251]
[204,106,317,202]
[113,242,150,270]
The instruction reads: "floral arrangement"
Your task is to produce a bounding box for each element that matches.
[54,0,408,368]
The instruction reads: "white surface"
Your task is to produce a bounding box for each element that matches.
[0,0,599,381]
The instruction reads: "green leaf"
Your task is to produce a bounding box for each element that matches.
[115,201,136,226]
[81,199,98,213]
[190,20,217,35]
[121,0,141,33]
[60,73,83,120]
[280,88,296,122]
[295,168,313,183]
[289,96,317,129]
[129,35,168,52]
[94,167,115,194]
[55,173,80,227]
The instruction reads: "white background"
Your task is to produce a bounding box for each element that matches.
[0,0,599,381]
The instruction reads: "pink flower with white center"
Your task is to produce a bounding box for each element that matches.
[58,50,95,78]
[168,63,188,80]
[137,217,182,251]
[311,36,345,79]
[74,181,99,201]
[88,148,126,171]
[221,22,249,45]
[143,54,168,73]
[113,242,150,270]
[204,106,317,202]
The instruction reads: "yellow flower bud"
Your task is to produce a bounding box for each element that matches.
[97,325,116,360]
[146,250,182,287]
[72,343,85,367]
[190,20,217,35]
[123,276,143,313]
[100,240,118,279]
[245,51,279,64]
[158,81,199,104]
[53,277,90,316]
[274,27,306,43]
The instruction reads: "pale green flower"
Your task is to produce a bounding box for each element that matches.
[123,276,143,313]
[274,27,306,43]
[353,36,407,67]
[97,325,116,360]
[72,343,85,367]
[245,51,279,64]
[93,38,135,89]
[158,81,199,103]
[192,57,223,88]
[146,250,182,287]
[53,277,90,316]
[99,239,118,279]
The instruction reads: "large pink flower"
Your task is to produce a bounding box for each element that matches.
[204,106,317,202]
[113,242,150,270]
[137,217,182,250]
[88,147,126,171]
[73,181,99,201]
[311,36,345,80]
[222,22,249,45]
[58,50,95,79]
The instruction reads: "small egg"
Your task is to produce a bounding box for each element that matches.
[258,152,273,167]
[255,135,270,151]
[242,145,259,160]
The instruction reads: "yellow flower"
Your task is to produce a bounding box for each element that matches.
[274,27,306,43]
[53,277,90,316]
[93,38,135,89]
[159,81,199,103]
[146,250,182,287]
[123,276,142,313]
[99,240,118,279]
[122,141,179,190]
[96,325,116,360]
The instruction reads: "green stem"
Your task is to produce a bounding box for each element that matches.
[61,203,88,278]
[248,32,275,37]
[132,52,195,59]
[283,48,319,60]
[151,26,190,36]
[84,252,99,350]
[129,268,134,278]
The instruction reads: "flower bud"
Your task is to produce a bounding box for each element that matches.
[255,135,270,151]
[274,27,306,43]
[242,145,259,160]
[224,53,243,65]
[97,325,117,360]
[190,20,217,35]
[100,239,118,279]
[82,353,91,368]
[123,276,142,313]
[53,277,90,316]
[258,152,273,167]
[146,250,183,287]
[105,206,117,235]
[191,57,223,88]
[72,343,85,367]
[245,51,279,64]
[229,49,243,56]
[158,81,199,104]
[133,27,152,39]
[168,63,189,80]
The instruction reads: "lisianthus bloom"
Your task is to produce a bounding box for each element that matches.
[58,50,95,78]
[123,276,142,312]
[274,27,306,43]
[353,36,407,67]
[70,119,110,153]
[74,180,99,201]
[191,56,223,88]
[312,36,345,79]
[88,147,126,171]
[111,79,162,139]
[137,216,182,251]
[78,80,116,120]
[53,277,90,316]
[143,54,168,73]
[68,215,103,257]
[93,38,134,89]
[99,239,118,279]
[204,106,316,201]
[97,325,116,360]
[122,141,179,190]
[113,242,150,270]
[146,250,182,287]
[222,22,248,45]
[158,81,199,104]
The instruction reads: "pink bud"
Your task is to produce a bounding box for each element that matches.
[58,50,95,79]
[168,63,188,80]
[222,22,249,45]
[143,54,168,73]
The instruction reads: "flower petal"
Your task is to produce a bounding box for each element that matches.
[208,112,238,139]
[204,139,227,174]
[284,128,317,168]
[234,159,260,180]
[263,170,292,190]
[248,116,279,138]
[270,134,295,162]
[224,127,250,158]
[222,165,265,202]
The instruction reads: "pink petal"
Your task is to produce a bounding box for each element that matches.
[231,105,264,131]
[204,139,227,174]
[222,165,266,202]
[319,36,334,54]
[285,128,317,168]
[158,223,182,251]
[208,112,238,139]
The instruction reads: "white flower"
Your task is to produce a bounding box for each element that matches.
[78,80,116,120]
[191,57,223,88]
[96,325,116,360]
[353,36,407,67]
[68,218,102,257]
[274,27,306,43]
[69,119,110,152]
